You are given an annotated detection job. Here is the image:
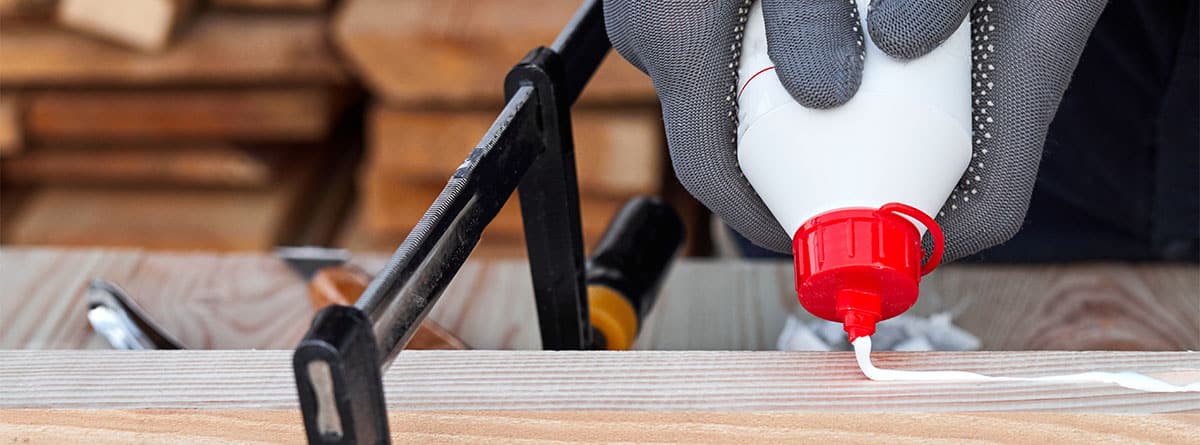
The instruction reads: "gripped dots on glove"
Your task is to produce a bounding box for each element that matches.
[604,0,1106,260]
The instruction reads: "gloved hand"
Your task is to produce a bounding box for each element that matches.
[604,0,1107,260]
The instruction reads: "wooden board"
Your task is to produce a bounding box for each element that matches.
[211,0,326,11]
[0,185,29,225]
[0,14,345,86]
[369,106,663,197]
[1,249,1197,352]
[57,0,196,52]
[25,89,334,143]
[0,145,278,187]
[338,206,532,259]
[3,154,320,251]
[0,95,20,156]
[0,351,1197,417]
[0,0,55,21]
[291,144,356,246]
[360,170,627,244]
[3,410,1196,444]
[0,249,143,349]
[333,0,657,106]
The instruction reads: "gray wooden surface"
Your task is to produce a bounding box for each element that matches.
[1,247,1197,351]
[3,349,1198,412]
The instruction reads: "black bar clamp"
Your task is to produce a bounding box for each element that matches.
[290,2,677,443]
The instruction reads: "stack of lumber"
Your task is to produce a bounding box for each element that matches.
[0,0,353,251]
[333,0,666,256]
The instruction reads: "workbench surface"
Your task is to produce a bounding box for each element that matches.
[1,248,1198,443]
[1,349,1197,443]
[2,247,1197,351]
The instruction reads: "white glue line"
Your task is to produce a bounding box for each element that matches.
[852,336,1200,393]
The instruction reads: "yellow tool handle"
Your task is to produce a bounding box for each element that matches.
[585,197,685,350]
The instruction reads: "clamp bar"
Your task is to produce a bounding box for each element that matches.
[293,1,612,442]
[507,0,610,350]
[356,85,544,367]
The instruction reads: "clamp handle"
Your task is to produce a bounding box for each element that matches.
[585,197,685,349]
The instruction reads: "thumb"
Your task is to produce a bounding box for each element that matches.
[867,0,974,59]
[762,0,865,109]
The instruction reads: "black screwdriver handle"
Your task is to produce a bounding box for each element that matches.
[585,196,686,349]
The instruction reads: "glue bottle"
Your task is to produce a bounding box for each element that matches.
[736,1,972,341]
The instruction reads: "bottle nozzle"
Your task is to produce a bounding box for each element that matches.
[836,289,881,342]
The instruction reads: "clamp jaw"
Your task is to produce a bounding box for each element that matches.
[292,2,682,443]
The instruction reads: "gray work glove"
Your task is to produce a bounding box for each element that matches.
[604,0,1107,260]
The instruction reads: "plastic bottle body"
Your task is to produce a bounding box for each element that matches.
[736,1,973,236]
[736,1,972,337]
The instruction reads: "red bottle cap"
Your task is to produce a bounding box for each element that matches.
[791,202,944,342]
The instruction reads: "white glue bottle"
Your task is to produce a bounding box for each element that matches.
[740,3,1200,393]
[736,1,971,341]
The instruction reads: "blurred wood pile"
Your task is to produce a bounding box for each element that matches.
[0,0,352,251]
[333,0,666,255]
[1,0,686,256]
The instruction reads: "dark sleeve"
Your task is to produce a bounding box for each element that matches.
[967,0,1198,263]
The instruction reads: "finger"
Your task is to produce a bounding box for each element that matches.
[605,0,795,252]
[602,0,650,73]
[867,0,974,59]
[762,0,865,109]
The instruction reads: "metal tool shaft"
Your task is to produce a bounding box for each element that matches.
[294,2,612,442]
[354,0,611,367]
[355,85,543,367]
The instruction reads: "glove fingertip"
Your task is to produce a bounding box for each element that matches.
[773,52,863,109]
[762,0,866,109]
[866,0,973,60]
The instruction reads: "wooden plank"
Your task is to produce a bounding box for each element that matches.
[0,94,20,156]
[2,249,1197,352]
[369,107,663,197]
[110,252,314,349]
[57,0,196,53]
[0,185,30,225]
[339,209,532,259]
[1,350,1198,413]
[0,248,145,349]
[0,249,540,350]
[360,169,627,243]
[0,0,55,21]
[920,265,1200,351]
[641,262,1200,352]
[5,153,320,251]
[333,0,656,106]
[291,144,356,246]
[0,14,345,86]
[211,0,326,11]
[1,145,279,187]
[25,89,334,143]
[5,410,1197,445]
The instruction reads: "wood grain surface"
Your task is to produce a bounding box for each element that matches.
[1,249,1196,352]
[0,14,345,86]
[4,154,318,251]
[369,106,664,197]
[4,410,1196,444]
[211,0,326,11]
[333,0,656,106]
[1,349,1198,412]
[26,89,335,143]
[360,174,626,244]
[337,211,535,259]
[1,145,279,187]
[0,94,20,156]
[56,0,197,52]
[0,0,54,21]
